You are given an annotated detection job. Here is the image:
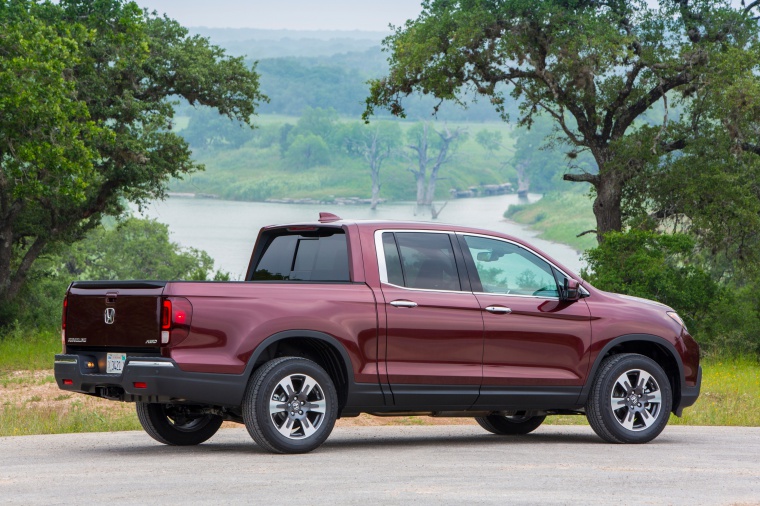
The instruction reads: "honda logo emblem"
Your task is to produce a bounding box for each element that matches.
[104,307,115,325]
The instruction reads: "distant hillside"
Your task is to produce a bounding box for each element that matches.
[188,27,385,59]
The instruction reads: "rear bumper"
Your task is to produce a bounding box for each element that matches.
[54,354,247,407]
[675,365,702,416]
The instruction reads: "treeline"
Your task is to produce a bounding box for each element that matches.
[175,43,509,121]
[175,107,578,206]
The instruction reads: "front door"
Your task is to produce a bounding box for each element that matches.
[377,231,484,408]
[458,234,592,407]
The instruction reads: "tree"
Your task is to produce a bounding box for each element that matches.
[344,122,402,209]
[182,107,255,150]
[285,134,330,169]
[0,0,265,306]
[406,122,465,217]
[61,218,228,282]
[364,0,760,242]
[475,129,502,158]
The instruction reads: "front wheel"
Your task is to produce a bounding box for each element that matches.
[136,403,223,446]
[475,413,546,435]
[243,357,338,454]
[585,353,672,444]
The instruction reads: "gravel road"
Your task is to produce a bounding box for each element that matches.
[1,425,758,505]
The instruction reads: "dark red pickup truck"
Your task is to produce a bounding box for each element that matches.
[55,213,701,453]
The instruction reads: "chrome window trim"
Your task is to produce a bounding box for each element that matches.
[374,229,466,294]
[374,229,582,299]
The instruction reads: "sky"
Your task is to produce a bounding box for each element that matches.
[133,0,424,32]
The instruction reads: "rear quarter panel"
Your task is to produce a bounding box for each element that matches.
[162,282,379,382]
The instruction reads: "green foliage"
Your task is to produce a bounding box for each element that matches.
[581,229,719,337]
[285,134,331,169]
[59,218,227,282]
[1,218,226,330]
[0,0,264,306]
[364,0,760,242]
[181,107,255,149]
[173,117,516,203]
[475,129,502,155]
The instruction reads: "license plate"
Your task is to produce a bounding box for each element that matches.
[106,353,126,374]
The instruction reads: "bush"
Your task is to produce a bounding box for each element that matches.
[582,230,721,343]
[1,218,227,331]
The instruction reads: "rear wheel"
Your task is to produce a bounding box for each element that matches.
[586,353,672,443]
[243,357,338,454]
[475,413,546,435]
[136,403,223,446]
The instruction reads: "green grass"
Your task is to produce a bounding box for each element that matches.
[0,326,60,373]
[546,358,760,427]
[669,357,760,426]
[505,191,598,252]
[0,401,141,437]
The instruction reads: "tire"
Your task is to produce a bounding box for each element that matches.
[475,413,546,435]
[586,353,672,444]
[243,357,338,454]
[136,403,223,446]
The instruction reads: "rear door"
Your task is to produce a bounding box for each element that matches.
[377,231,484,408]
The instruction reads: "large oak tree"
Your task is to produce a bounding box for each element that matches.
[364,0,760,243]
[0,0,265,305]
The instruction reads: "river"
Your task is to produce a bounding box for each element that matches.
[135,194,584,279]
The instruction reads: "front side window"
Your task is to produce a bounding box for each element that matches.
[381,232,461,291]
[463,235,558,297]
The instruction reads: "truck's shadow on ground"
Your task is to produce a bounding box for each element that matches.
[96,430,629,457]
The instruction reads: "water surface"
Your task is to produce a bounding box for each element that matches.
[136,194,584,278]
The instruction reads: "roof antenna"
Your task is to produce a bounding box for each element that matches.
[319,212,342,223]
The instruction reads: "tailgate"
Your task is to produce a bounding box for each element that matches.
[65,281,166,349]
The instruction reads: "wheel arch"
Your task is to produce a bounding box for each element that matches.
[244,330,353,411]
[579,334,684,413]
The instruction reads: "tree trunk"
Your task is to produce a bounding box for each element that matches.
[591,173,623,243]
[370,159,381,210]
[415,172,426,207]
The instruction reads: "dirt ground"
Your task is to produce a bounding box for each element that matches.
[0,369,476,429]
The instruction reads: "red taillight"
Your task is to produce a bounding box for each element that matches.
[133,382,147,389]
[62,296,68,330]
[161,299,172,330]
[160,297,192,346]
[63,379,73,386]
[61,296,68,352]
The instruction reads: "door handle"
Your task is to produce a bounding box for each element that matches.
[390,300,418,308]
[485,306,512,314]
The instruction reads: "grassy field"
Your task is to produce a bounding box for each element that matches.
[1,328,757,435]
[505,191,598,252]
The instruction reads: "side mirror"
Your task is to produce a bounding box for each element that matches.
[477,251,492,262]
[562,278,581,301]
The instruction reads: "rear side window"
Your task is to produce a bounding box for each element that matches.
[382,232,461,291]
[252,230,350,282]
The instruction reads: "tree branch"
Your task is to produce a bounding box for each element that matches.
[563,172,600,185]
[744,0,760,14]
